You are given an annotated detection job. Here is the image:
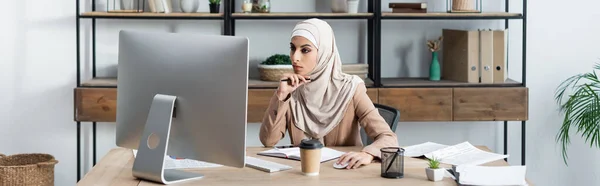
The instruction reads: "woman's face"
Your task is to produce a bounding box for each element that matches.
[290,36,318,76]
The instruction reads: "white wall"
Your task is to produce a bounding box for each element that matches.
[1,0,600,185]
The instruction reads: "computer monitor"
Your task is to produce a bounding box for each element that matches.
[115,30,249,184]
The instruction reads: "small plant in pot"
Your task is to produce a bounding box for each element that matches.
[208,0,220,13]
[425,157,444,182]
[258,54,293,82]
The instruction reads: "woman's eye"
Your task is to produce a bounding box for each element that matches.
[302,48,310,53]
[290,47,295,51]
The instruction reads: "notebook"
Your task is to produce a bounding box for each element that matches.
[257,147,345,163]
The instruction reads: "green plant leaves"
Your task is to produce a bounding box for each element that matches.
[260,54,291,65]
[427,157,440,169]
[554,62,600,166]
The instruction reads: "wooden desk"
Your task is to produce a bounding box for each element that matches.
[77,146,530,186]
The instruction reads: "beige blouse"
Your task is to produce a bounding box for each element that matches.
[259,83,399,159]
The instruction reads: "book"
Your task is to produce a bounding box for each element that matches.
[257,147,346,163]
[389,3,427,9]
[403,141,508,166]
[392,8,427,13]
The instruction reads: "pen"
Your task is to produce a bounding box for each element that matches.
[280,78,311,82]
[274,145,295,149]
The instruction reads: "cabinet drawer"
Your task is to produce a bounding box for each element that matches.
[378,88,453,121]
[453,87,528,121]
[75,88,117,122]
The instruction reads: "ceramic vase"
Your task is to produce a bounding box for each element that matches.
[331,0,347,13]
[429,51,441,81]
[180,0,199,13]
[426,167,445,181]
[347,0,359,13]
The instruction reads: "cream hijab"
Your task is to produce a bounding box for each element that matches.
[289,18,364,140]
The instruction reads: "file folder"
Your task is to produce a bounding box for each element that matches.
[479,29,494,83]
[442,29,480,83]
[493,30,507,83]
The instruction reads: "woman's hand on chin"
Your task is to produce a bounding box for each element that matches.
[277,73,311,100]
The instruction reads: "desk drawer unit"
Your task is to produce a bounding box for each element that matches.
[453,87,529,121]
[378,88,453,121]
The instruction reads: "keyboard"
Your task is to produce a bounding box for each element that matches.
[246,156,292,173]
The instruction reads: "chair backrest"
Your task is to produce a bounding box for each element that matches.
[360,103,400,145]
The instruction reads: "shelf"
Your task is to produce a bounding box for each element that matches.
[381,78,522,88]
[80,77,375,89]
[381,12,523,20]
[79,11,224,19]
[232,12,373,19]
[81,77,117,88]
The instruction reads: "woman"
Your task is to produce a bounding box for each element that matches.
[259,18,399,169]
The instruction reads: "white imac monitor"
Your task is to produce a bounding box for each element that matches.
[115,30,249,184]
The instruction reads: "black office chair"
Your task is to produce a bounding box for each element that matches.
[360,103,400,145]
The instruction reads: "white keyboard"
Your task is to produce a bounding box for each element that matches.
[246,156,292,173]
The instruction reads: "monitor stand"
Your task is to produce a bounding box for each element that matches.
[131,94,204,184]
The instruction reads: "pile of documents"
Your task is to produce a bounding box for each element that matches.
[403,141,508,165]
[403,141,527,186]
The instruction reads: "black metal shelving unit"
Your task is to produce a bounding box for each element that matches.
[75,0,526,182]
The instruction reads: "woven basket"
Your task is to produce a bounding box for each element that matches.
[0,153,58,186]
[258,64,294,81]
[452,0,475,11]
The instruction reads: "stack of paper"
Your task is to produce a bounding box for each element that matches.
[454,165,528,186]
[403,141,508,166]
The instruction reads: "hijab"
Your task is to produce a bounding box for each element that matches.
[289,18,364,140]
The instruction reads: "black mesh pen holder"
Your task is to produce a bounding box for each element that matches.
[380,147,404,179]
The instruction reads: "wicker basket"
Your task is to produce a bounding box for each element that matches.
[0,153,58,186]
[258,64,294,81]
[452,0,475,11]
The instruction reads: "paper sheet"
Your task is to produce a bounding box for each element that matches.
[424,142,508,166]
[132,150,223,169]
[402,142,449,157]
[456,165,528,186]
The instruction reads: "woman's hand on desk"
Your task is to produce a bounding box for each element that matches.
[336,152,374,169]
[277,73,311,100]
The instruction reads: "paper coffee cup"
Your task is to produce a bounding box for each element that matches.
[299,139,323,176]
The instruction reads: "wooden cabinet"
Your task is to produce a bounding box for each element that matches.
[73,87,528,123]
[453,87,528,121]
[378,88,453,121]
[247,89,277,123]
[75,88,117,122]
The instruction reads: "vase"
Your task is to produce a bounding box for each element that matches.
[347,0,359,13]
[180,0,199,13]
[331,0,347,13]
[209,3,220,13]
[429,51,441,81]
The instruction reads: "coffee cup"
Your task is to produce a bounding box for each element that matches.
[299,139,323,176]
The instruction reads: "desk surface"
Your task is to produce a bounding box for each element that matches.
[77,146,530,186]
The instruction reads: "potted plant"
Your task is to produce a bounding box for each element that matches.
[555,63,600,165]
[425,157,444,181]
[209,0,220,13]
[258,54,293,82]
